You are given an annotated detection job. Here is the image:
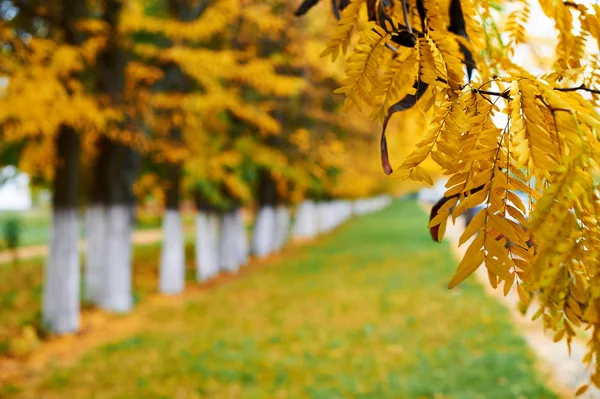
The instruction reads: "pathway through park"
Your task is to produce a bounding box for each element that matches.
[0,201,568,398]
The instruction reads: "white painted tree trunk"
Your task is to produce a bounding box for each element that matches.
[219,211,240,272]
[99,205,134,312]
[252,206,275,257]
[159,209,185,294]
[235,208,249,265]
[273,205,290,251]
[195,211,220,281]
[84,205,106,304]
[42,208,80,334]
[208,213,220,274]
[293,200,317,239]
[331,201,340,228]
[317,202,331,234]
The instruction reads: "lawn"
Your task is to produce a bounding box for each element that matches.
[0,209,56,249]
[1,200,556,398]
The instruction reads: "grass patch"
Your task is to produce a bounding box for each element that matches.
[4,200,555,398]
[0,208,54,248]
[0,239,198,351]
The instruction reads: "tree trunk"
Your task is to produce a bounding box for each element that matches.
[292,200,317,239]
[84,204,106,303]
[234,207,248,265]
[159,209,185,293]
[195,211,220,281]
[207,213,220,271]
[92,0,138,312]
[84,135,110,304]
[273,205,289,251]
[94,142,138,312]
[42,127,80,334]
[317,201,330,234]
[159,163,185,294]
[252,169,277,256]
[252,206,275,256]
[42,0,86,335]
[99,204,134,311]
[219,210,240,272]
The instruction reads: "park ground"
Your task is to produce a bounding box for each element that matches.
[0,200,557,398]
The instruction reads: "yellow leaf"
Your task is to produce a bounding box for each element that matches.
[503,273,516,296]
[575,384,588,396]
[517,284,530,304]
[410,165,433,185]
[459,208,486,246]
[448,234,485,289]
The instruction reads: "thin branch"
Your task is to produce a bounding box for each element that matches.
[564,1,581,9]
[401,0,413,33]
[472,88,511,99]
[554,83,600,96]
[463,83,600,101]
[536,95,564,157]
[385,42,399,52]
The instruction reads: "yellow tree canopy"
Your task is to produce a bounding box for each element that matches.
[299,0,600,389]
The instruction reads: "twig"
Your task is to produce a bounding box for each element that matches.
[564,1,580,9]
[401,0,413,33]
[554,83,600,96]
[472,88,511,99]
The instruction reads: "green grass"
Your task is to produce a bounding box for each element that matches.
[3,200,556,398]
[0,239,198,349]
[0,209,54,248]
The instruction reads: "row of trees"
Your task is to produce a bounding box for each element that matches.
[0,0,402,335]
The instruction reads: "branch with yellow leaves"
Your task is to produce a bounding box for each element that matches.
[463,83,600,101]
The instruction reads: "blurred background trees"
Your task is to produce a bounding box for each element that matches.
[0,0,407,335]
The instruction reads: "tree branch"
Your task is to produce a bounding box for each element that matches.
[461,83,600,101]
[554,83,600,96]
[564,1,580,9]
[472,88,511,99]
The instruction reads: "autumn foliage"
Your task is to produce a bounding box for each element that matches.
[0,0,404,343]
[296,0,600,390]
[6,0,600,392]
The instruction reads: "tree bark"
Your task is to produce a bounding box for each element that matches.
[156,0,202,293]
[100,204,134,311]
[317,201,330,234]
[252,170,277,256]
[292,200,317,239]
[195,211,220,281]
[219,210,240,272]
[92,0,138,312]
[84,135,110,304]
[42,0,86,334]
[84,204,105,303]
[273,205,290,251]
[42,127,80,334]
[159,162,185,294]
[234,207,248,265]
[252,206,275,256]
[159,208,185,293]
[93,142,138,312]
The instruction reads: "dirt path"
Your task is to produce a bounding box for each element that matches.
[0,229,185,265]
[420,202,599,398]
